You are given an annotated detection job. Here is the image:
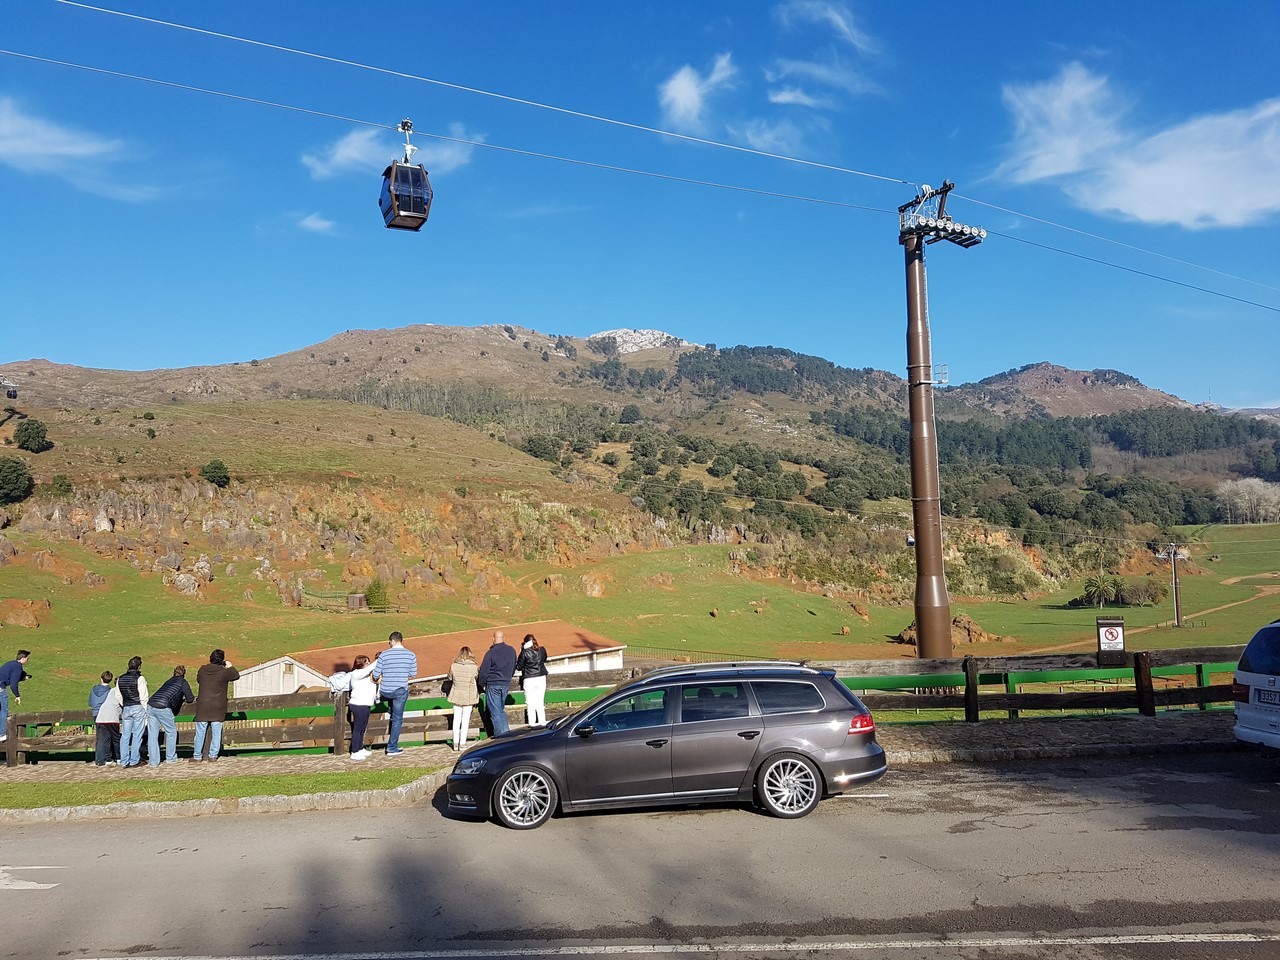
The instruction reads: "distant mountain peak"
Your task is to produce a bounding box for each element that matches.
[950,361,1192,417]
[587,328,694,354]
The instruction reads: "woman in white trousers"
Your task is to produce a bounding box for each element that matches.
[517,634,549,726]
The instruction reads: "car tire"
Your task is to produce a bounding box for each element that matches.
[493,765,559,830]
[756,752,822,819]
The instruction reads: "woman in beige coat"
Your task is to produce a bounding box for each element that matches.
[446,646,480,751]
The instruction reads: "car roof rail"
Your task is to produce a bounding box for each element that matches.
[639,660,815,679]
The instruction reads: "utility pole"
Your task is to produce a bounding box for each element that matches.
[897,181,985,659]
[1157,543,1184,627]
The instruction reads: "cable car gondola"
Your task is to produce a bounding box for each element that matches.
[1,377,16,401]
[379,119,433,231]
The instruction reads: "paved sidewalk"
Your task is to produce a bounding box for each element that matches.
[0,712,1244,823]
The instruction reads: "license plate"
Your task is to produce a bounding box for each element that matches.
[1259,689,1280,706]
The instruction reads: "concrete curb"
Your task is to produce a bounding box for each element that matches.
[0,770,451,825]
[891,738,1242,765]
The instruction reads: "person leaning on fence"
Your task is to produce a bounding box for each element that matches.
[192,649,239,762]
[479,630,517,737]
[147,666,194,767]
[373,631,418,757]
[446,646,479,751]
[116,656,149,768]
[517,634,550,727]
[90,671,122,766]
[0,650,31,742]
[347,654,378,761]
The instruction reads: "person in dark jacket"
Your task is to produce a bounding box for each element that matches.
[478,630,517,736]
[192,649,239,762]
[117,656,149,768]
[146,665,194,767]
[0,650,31,743]
[517,634,550,726]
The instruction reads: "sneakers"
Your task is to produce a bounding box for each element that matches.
[385,748,405,757]
[189,757,204,763]
[350,749,371,761]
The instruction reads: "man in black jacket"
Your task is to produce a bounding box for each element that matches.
[146,665,194,767]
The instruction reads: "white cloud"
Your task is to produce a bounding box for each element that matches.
[765,57,874,100]
[302,128,386,179]
[774,0,876,56]
[999,63,1280,228]
[299,212,335,233]
[0,97,156,200]
[767,85,834,109]
[303,123,482,179]
[659,53,738,132]
[725,117,807,154]
[415,123,483,176]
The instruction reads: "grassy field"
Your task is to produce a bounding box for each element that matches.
[5,522,1278,712]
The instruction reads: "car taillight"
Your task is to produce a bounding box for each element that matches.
[848,713,875,735]
[1233,681,1251,704]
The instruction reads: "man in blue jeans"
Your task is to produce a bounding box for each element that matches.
[372,632,417,756]
[0,650,31,742]
[479,630,517,737]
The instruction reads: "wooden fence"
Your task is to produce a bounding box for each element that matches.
[3,648,1242,766]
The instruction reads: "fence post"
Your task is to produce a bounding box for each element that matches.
[331,692,348,755]
[962,657,980,723]
[1195,663,1208,711]
[1133,652,1156,717]
[4,712,15,767]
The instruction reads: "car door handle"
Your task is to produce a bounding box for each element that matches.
[645,739,668,748]
[737,731,759,740]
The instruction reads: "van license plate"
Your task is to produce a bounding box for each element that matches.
[1259,689,1280,706]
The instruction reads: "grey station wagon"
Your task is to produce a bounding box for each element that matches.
[447,661,888,829]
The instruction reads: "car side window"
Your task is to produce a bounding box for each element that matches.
[592,688,669,731]
[751,681,825,715]
[679,683,750,722]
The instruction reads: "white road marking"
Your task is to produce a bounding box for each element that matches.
[0,865,63,890]
[77,930,1280,959]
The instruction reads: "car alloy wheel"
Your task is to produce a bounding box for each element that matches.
[494,765,558,829]
[758,752,821,819]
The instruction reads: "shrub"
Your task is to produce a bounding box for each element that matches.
[50,474,73,496]
[199,459,230,488]
[14,419,50,453]
[0,456,34,503]
[364,577,389,609]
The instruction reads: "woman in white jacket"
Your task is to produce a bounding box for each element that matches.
[348,655,378,761]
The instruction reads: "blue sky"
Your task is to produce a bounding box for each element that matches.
[2,1,1279,407]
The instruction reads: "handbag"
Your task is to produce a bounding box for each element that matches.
[441,677,454,696]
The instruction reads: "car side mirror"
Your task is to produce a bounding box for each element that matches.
[574,724,595,738]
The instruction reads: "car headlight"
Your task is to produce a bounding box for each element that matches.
[454,756,488,775]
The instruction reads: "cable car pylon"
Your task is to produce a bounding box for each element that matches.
[378,118,433,231]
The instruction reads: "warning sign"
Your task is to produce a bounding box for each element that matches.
[1096,616,1126,666]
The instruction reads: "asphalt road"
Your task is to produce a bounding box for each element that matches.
[2,751,1278,960]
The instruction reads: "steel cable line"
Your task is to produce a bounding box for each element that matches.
[0,50,894,216]
[56,0,910,187]
[956,193,1280,295]
[54,1,1280,299]
[985,229,1280,314]
[3,48,1273,313]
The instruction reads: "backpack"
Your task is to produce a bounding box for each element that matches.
[327,671,353,697]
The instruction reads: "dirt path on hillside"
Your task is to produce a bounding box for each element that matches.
[1037,577,1280,654]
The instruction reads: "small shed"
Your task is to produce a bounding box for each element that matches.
[232,655,330,698]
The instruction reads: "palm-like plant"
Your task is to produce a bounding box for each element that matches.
[1083,573,1121,609]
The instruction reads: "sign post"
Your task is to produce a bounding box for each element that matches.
[1096,616,1127,667]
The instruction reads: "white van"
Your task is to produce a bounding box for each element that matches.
[1234,619,1280,750]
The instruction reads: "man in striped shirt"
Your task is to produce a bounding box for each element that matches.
[373,631,418,757]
